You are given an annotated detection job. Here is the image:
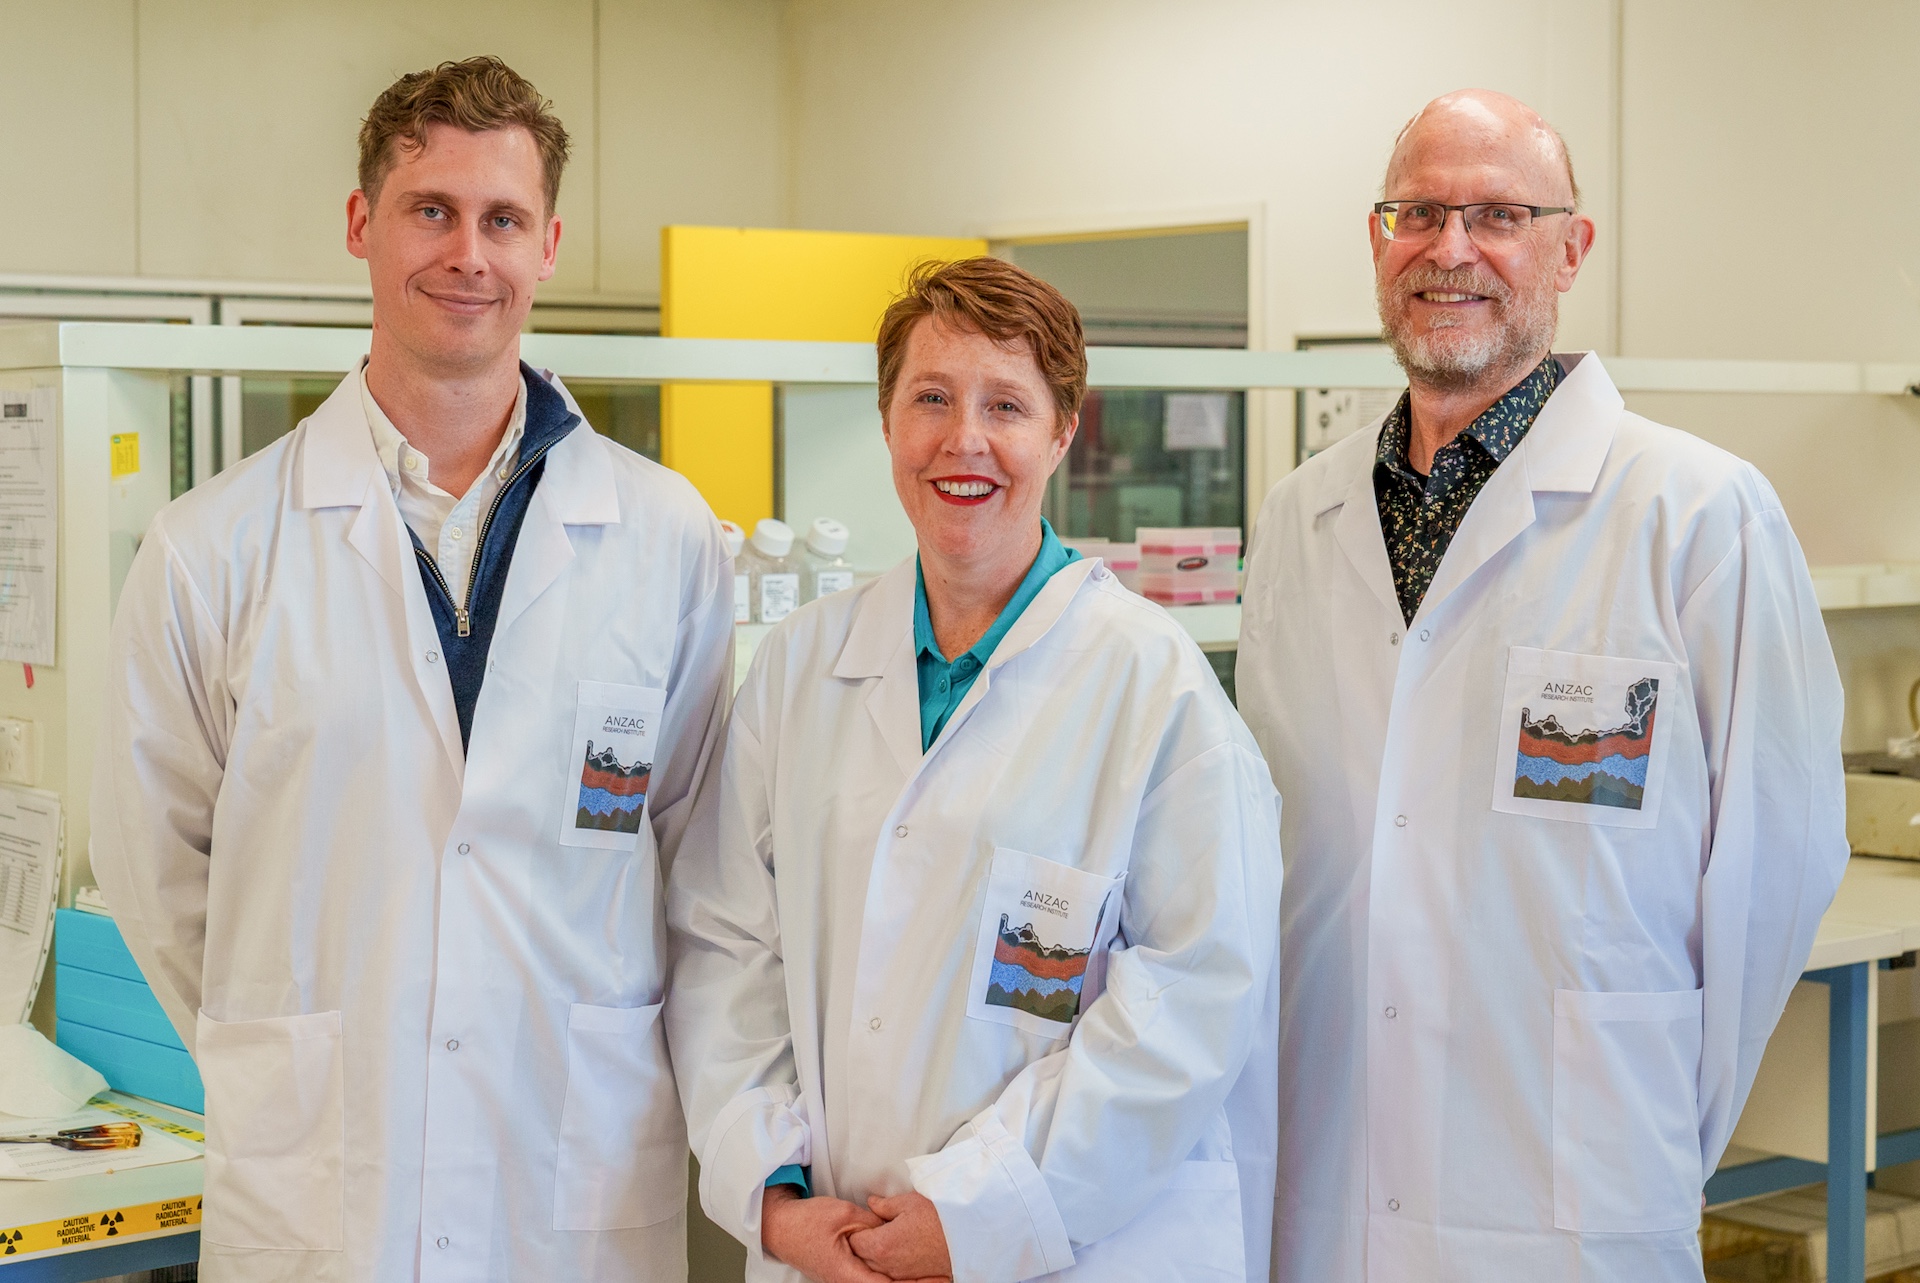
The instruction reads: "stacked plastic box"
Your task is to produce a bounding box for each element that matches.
[54,907,204,1113]
[1060,538,1141,592]
[1136,527,1242,605]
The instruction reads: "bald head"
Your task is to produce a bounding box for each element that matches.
[1386,89,1578,209]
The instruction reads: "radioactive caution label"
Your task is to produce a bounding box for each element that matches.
[0,1196,200,1259]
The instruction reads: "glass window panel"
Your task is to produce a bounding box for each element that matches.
[1046,388,1245,541]
[235,377,662,464]
[565,382,661,461]
[239,377,336,458]
[169,375,192,499]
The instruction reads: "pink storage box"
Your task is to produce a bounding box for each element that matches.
[1138,574,1239,605]
[1136,526,1241,580]
[1135,527,1241,556]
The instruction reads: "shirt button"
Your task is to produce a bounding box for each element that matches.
[457,842,470,855]
[938,678,949,691]
[1387,1199,1401,1212]
[1385,1006,1397,1019]
[404,456,420,472]
[425,651,439,664]
[436,1236,450,1248]
[498,466,510,480]
[869,1017,882,1031]
[1419,628,1431,642]
[894,825,908,838]
[1394,815,1408,828]
[446,1038,460,1051]
[1389,632,1400,646]
[450,526,463,540]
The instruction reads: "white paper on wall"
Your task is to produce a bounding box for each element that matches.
[1163,393,1230,451]
[0,387,57,666]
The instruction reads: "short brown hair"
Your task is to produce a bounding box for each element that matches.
[876,257,1087,432]
[358,57,571,214]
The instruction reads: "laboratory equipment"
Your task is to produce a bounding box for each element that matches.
[719,520,748,624]
[742,519,801,624]
[801,518,854,603]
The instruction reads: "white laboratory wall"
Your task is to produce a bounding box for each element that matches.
[0,0,787,298]
[780,0,1621,405]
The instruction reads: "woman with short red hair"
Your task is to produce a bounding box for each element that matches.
[668,257,1282,1283]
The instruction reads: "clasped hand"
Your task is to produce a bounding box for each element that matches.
[762,1184,953,1283]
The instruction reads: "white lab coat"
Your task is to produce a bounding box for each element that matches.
[667,556,1282,1283]
[1236,352,1848,1283]
[90,370,734,1283]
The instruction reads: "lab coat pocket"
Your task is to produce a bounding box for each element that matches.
[559,680,667,849]
[1552,988,1704,1233]
[194,1009,344,1251]
[554,1000,688,1231]
[1493,647,1683,829]
[966,848,1125,1040]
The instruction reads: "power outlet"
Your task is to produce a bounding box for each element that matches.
[0,717,38,785]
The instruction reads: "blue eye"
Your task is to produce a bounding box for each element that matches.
[493,216,515,230]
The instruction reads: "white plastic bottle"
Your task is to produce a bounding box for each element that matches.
[801,518,855,603]
[742,518,800,624]
[718,520,748,624]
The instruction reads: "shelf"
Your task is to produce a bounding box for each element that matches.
[1813,565,1920,612]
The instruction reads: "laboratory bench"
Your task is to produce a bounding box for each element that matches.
[0,1094,201,1281]
[1708,855,1920,1282]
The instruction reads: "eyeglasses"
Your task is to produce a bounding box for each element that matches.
[1374,201,1573,246]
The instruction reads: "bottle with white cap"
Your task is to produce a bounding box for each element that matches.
[717,520,748,624]
[800,518,855,603]
[741,518,801,623]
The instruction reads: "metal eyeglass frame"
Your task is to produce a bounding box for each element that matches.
[1373,201,1575,242]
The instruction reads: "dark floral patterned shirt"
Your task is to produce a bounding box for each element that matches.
[1373,356,1562,624]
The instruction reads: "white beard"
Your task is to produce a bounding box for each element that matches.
[1379,264,1561,392]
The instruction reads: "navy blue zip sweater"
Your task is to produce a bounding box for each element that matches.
[407,364,581,747]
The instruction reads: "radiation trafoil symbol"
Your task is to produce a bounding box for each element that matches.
[3,1228,22,1253]
[99,1211,124,1236]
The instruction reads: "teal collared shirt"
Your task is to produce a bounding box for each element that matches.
[914,520,1081,752]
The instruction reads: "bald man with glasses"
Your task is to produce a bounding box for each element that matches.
[1236,89,1847,1282]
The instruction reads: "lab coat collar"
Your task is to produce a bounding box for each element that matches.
[832,553,1101,777]
[833,550,1099,681]
[1413,352,1622,623]
[1519,352,1623,495]
[1317,352,1623,624]
[295,361,616,524]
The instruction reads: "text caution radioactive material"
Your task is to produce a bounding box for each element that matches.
[0,1195,200,1258]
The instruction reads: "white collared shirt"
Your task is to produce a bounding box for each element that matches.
[359,359,526,608]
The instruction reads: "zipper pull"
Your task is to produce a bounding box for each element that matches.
[455,606,471,638]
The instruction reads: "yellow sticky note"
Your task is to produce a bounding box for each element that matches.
[110,433,139,479]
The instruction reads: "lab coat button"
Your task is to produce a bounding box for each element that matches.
[1389,632,1400,646]
[1419,628,1431,642]
[1384,1006,1397,1019]
[436,1236,450,1248]
[1387,1199,1400,1212]
[426,651,439,664]
[446,1039,459,1051]
[457,842,470,855]
[894,825,908,838]
[869,1017,882,1031]
[1394,815,1407,828]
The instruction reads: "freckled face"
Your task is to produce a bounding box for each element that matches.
[883,317,1074,570]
